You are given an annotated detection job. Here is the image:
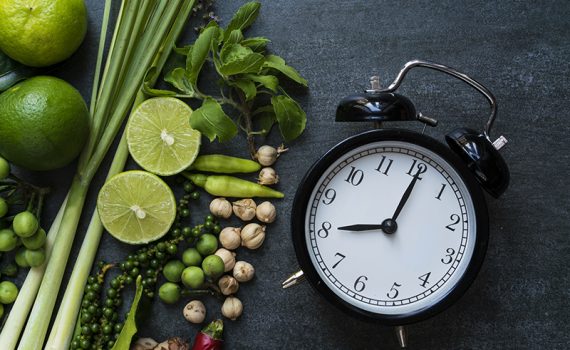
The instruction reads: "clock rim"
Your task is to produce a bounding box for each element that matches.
[291,128,489,325]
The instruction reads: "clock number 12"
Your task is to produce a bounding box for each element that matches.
[406,159,428,180]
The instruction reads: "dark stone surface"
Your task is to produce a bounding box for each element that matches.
[18,0,569,349]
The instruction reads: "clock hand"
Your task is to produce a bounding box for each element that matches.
[337,224,387,231]
[390,169,422,222]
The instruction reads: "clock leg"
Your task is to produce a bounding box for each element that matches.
[394,326,408,348]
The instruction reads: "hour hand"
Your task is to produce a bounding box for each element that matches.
[337,224,386,231]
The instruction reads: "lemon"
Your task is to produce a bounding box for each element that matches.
[0,76,90,171]
[97,171,176,244]
[127,97,201,176]
[0,0,87,67]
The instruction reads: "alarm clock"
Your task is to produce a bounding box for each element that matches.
[283,60,509,347]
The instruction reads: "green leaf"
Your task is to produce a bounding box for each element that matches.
[111,276,143,350]
[241,37,270,52]
[253,105,276,135]
[142,67,177,97]
[219,44,264,76]
[263,55,308,87]
[0,51,38,92]
[244,74,278,92]
[226,29,244,46]
[190,97,238,142]
[173,44,192,56]
[164,68,195,95]
[225,2,261,40]
[187,25,218,85]
[229,78,257,101]
[271,95,306,141]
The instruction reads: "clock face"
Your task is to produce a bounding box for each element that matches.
[293,130,488,323]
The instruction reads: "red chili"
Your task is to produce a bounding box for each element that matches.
[192,319,224,350]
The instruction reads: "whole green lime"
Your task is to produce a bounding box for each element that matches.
[0,76,90,171]
[0,0,87,67]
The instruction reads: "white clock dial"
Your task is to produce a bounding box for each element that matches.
[305,140,477,315]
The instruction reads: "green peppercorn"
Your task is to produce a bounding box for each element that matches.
[172,228,181,237]
[110,278,120,289]
[80,339,90,349]
[90,323,100,334]
[107,288,117,299]
[124,261,133,270]
[212,224,221,234]
[105,299,114,307]
[190,191,200,200]
[81,325,91,335]
[130,267,140,277]
[180,208,190,217]
[103,324,112,334]
[155,251,165,260]
[206,214,214,222]
[157,242,166,251]
[150,259,159,268]
[81,312,92,323]
[114,323,123,333]
[166,243,177,255]
[88,305,97,314]
[103,308,113,318]
[183,182,194,193]
[138,253,148,263]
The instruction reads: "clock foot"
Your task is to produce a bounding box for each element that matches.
[394,326,408,348]
[281,269,305,289]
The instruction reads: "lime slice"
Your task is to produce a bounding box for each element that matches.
[127,97,201,176]
[97,170,176,244]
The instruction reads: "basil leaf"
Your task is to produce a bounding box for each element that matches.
[225,1,261,40]
[0,51,38,92]
[219,44,264,76]
[142,67,177,97]
[244,74,278,92]
[263,55,308,87]
[253,105,276,135]
[187,25,218,85]
[229,78,256,101]
[164,68,195,95]
[271,95,306,141]
[241,37,270,52]
[111,276,143,350]
[190,97,238,142]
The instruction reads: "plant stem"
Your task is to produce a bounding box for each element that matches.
[236,90,257,158]
[89,0,113,115]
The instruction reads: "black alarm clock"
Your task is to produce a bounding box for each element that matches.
[283,60,509,347]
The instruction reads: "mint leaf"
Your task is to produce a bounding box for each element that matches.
[219,44,264,76]
[241,37,270,52]
[263,55,308,87]
[271,95,306,141]
[229,78,257,101]
[190,97,238,142]
[164,68,194,95]
[173,44,192,56]
[244,74,278,92]
[225,2,261,40]
[253,105,276,135]
[111,276,143,350]
[187,25,218,85]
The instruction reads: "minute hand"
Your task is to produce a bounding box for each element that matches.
[391,171,422,221]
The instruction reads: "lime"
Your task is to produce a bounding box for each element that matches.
[127,97,201,176]
[0,157,10,179]
[97,170,176,244]
[0,76,90,171]
[0,0,87,67]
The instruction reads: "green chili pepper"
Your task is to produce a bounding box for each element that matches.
[183,173,284,198]
[188,155,261,174]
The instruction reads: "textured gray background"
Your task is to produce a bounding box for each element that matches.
[21,0,570,349]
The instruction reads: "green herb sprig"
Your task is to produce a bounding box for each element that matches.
[147,1,308,157]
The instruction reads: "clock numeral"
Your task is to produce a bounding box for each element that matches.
[435,183,446,200]
[441,248,456,264]
[317,221,332,238]
[406,159,428,180]
[387,282,402,299]
[445,214,461,231]
[332,252,346,269]
[322,188,337,205]
[375,155,394,175]
[345,166,364,186]
[418,272,431,288]
[354,275,368,292]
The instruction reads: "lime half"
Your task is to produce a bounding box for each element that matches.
[127,97,201,176]
[97,171,176,244]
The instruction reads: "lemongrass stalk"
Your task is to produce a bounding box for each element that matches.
[89,0,113,115]
[45,134,129,350]
[78,0,140,173]
[0,196,68,350]
[18,2,186,348]
[46,1,198,343]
